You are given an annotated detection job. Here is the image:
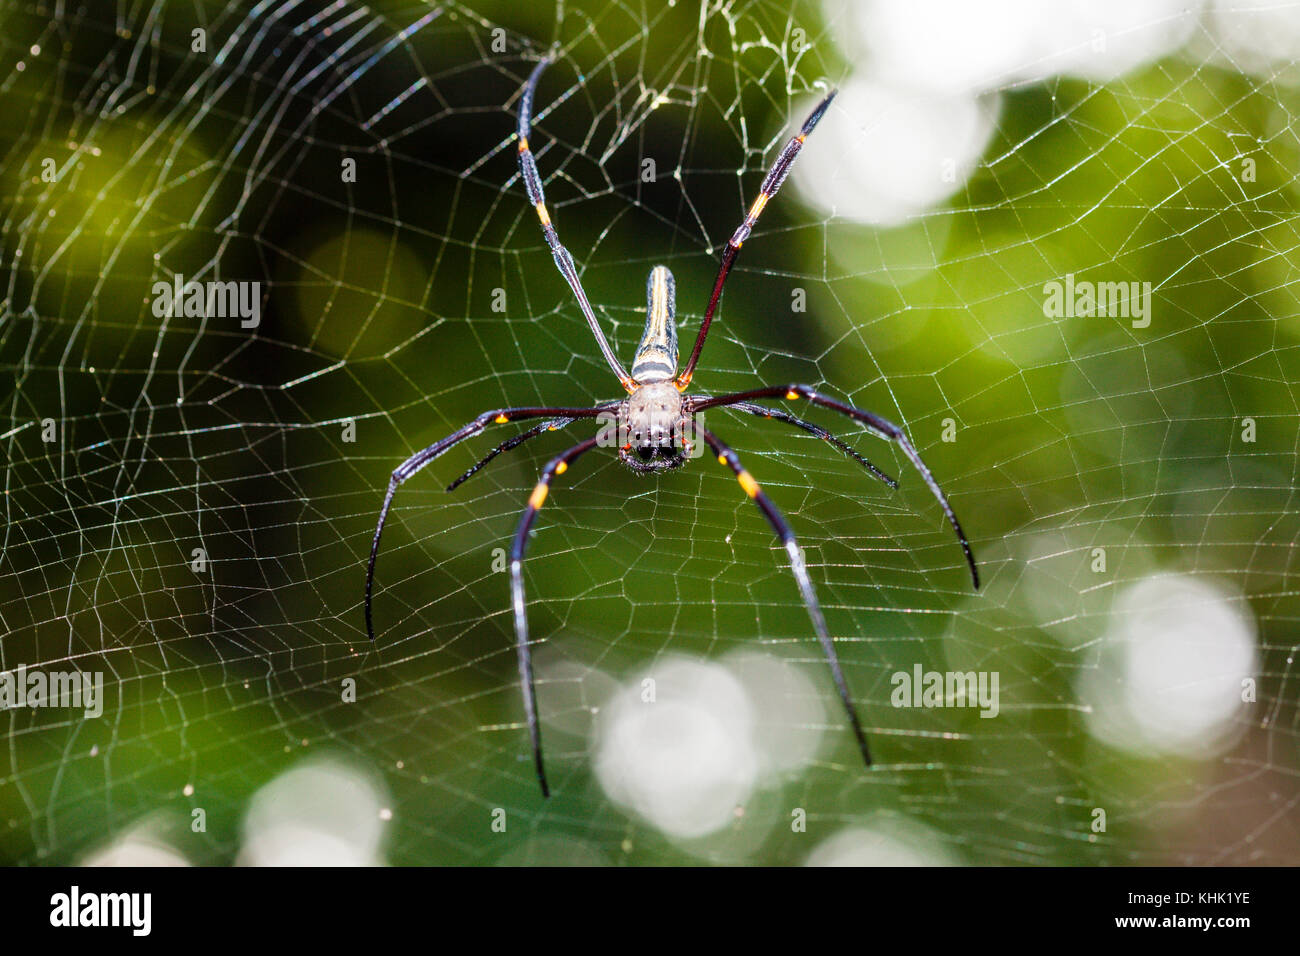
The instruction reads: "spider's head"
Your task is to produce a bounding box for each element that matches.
[618,381,691,474]
[621,442,686,473]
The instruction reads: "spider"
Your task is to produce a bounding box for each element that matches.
[365,58,979,797]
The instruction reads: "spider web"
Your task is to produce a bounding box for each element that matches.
[0,0,1297,865]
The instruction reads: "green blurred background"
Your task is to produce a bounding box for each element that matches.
[0,0,1296,864]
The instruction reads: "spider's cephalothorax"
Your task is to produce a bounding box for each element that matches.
[618,266,693,473]
[618,381,691,472]
[366,56,981,798]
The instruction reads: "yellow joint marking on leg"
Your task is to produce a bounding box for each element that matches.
[675,373,691,391]
[546,424,558,431]
[495,414,510,424]
[796,132,807,143]
[717,454,727,465]
[737,470,760,498]
[555,461,568,475]
[749,193,769,218]
[785,389,799,400]
[517,136,529,152]
[534,202,551,226]
[529,482,549,509]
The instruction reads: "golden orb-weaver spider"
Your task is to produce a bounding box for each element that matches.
[365,58,979,796]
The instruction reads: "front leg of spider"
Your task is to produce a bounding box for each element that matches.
[509,435,602,797]
[698,424,874,768]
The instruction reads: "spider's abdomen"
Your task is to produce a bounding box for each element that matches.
[630,265,677,384]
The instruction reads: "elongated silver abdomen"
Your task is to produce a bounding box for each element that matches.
[631,265,677,383]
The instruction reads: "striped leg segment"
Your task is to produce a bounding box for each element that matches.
[720,400,897,488]
[694,385,980,590]
[365,404,607,642]
[517,59,635,391]
[510,434,603,797]
[676,89,837,390]
[698,424,873,769]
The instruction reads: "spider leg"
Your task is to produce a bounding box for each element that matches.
[676,89,836,390]
[446,417,576,492]
[365,404,609,642]
[697,424,872,769]
[717,401,897,488]
[694,385,979,589]
[516,59,635,391]
[510,434,603,797]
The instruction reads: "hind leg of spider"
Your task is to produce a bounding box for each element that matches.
[510,433,603,797]
[516,59,634,390]
[365,404,610,642]
[697,424,873,769]
[677,88,837,389]
[717,401,897,488]
[694,385,979,590]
